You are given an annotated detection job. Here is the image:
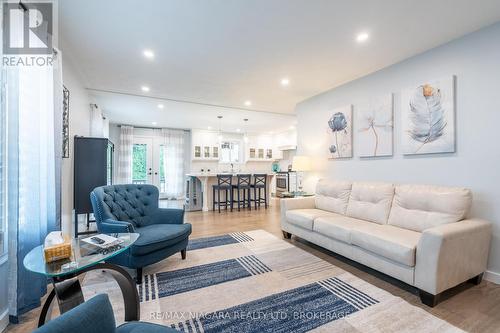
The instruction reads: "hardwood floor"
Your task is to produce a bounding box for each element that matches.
[7,202,500,332]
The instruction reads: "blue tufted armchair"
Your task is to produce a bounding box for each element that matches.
[90,184,191,284]
[34,294,179,333]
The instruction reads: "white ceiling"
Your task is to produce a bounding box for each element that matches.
[60,0,500,122]
[91,90,296,133]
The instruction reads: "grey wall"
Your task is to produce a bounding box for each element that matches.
[296,22,500,278]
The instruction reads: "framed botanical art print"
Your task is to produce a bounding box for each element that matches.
[356,94,393,157]
[328,105,352,159]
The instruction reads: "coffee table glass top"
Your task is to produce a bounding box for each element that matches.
[23,233,139,278]
[280,191,315,198]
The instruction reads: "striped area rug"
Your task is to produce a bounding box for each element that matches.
[85,230,464,332]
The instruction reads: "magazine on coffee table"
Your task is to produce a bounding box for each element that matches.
[81,234,124,248]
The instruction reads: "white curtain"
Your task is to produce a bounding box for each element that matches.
[117,126,134,184]
[6,52,58,318]
[161,129,185,199]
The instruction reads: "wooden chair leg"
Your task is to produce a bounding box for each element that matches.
[419,290,440,307]
[218,189,221,213]
[468,273,484,285]
[181,249,187,260]
[136,267,143,285]
[229,188,234,212]
[264,187,268,208]
[212,187,216,211]
[225,189,228,210]
[247,188,252,210]
[253,187,257,209]
[237,188,241,211]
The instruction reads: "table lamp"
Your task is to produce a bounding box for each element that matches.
[291,155,311,193]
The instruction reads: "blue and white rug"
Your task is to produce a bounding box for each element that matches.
[85,230,463,332]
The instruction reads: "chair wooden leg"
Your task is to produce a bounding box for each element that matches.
[247,189,252,210]
[419,290,440,307]
[468,273,484,285]
[135,267,143,285]
[264,187,268,208]
[237,189,240,211]
[225,189,228,211]
[230,188,234,212]
[218,189,221,213]
[212,187,215,211]
[254,187,257,209]
[181,249,187,260]
[282,231,292,239]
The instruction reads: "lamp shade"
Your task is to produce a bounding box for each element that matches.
[292,155,311,172]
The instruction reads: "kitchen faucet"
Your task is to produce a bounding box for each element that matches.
[230,163,234,173]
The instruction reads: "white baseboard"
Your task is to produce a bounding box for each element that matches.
[484,270,500,284]
[0,309,8,333]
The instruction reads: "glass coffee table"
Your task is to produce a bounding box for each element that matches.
[279,191,315,198]
[23,233,140,327]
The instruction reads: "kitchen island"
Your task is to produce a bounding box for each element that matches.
[186,173,275,211]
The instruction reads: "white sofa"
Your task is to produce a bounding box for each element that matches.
[280,179,492,306]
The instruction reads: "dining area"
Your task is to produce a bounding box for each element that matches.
[185,173,275,212]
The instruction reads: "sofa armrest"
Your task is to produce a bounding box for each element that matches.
[99,219,135,234]
[280,196,315,225]
[414,218,492,295]
[151,208,185,225]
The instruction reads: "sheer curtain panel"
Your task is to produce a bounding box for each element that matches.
[161,129,185,199]
[117,126,134,184]
[6,56,58,320]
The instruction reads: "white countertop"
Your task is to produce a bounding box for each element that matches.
[186,173,277,177]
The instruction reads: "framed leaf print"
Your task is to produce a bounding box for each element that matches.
[401,76,455,155]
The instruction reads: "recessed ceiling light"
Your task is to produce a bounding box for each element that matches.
[207,126,212,130]
[157,103,164,109]
[289,125,295,130]
[236,128,241,132]
[281,78,290,86]
[244,100,252,107]
[356,32,369,43]
[143,49,155,59]
[152,121,157,126]
[141,86,150,92]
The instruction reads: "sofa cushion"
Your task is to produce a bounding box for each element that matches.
[314,179,352,214]
[351,225,421,266]
[346,182,394,224]
[313,215,377,244]
[285,209,337,230]
[388,184,472,232]
[132,223,192,256]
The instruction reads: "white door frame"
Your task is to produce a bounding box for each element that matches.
[133,136,167,198]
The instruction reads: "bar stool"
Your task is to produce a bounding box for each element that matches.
[232,174,252,211]
[251,174,268,209]
[212,174,233,213]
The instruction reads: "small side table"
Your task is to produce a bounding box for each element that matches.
[23,233,140,327]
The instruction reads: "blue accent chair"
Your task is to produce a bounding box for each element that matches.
[90,184,191,284]
[33,294,179,333]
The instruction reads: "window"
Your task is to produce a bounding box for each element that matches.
[132,144,147,184]
[220,141,240,163]
[159,145,166,193]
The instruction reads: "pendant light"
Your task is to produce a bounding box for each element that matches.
[217,115,223,141]
[243,118,249,143]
